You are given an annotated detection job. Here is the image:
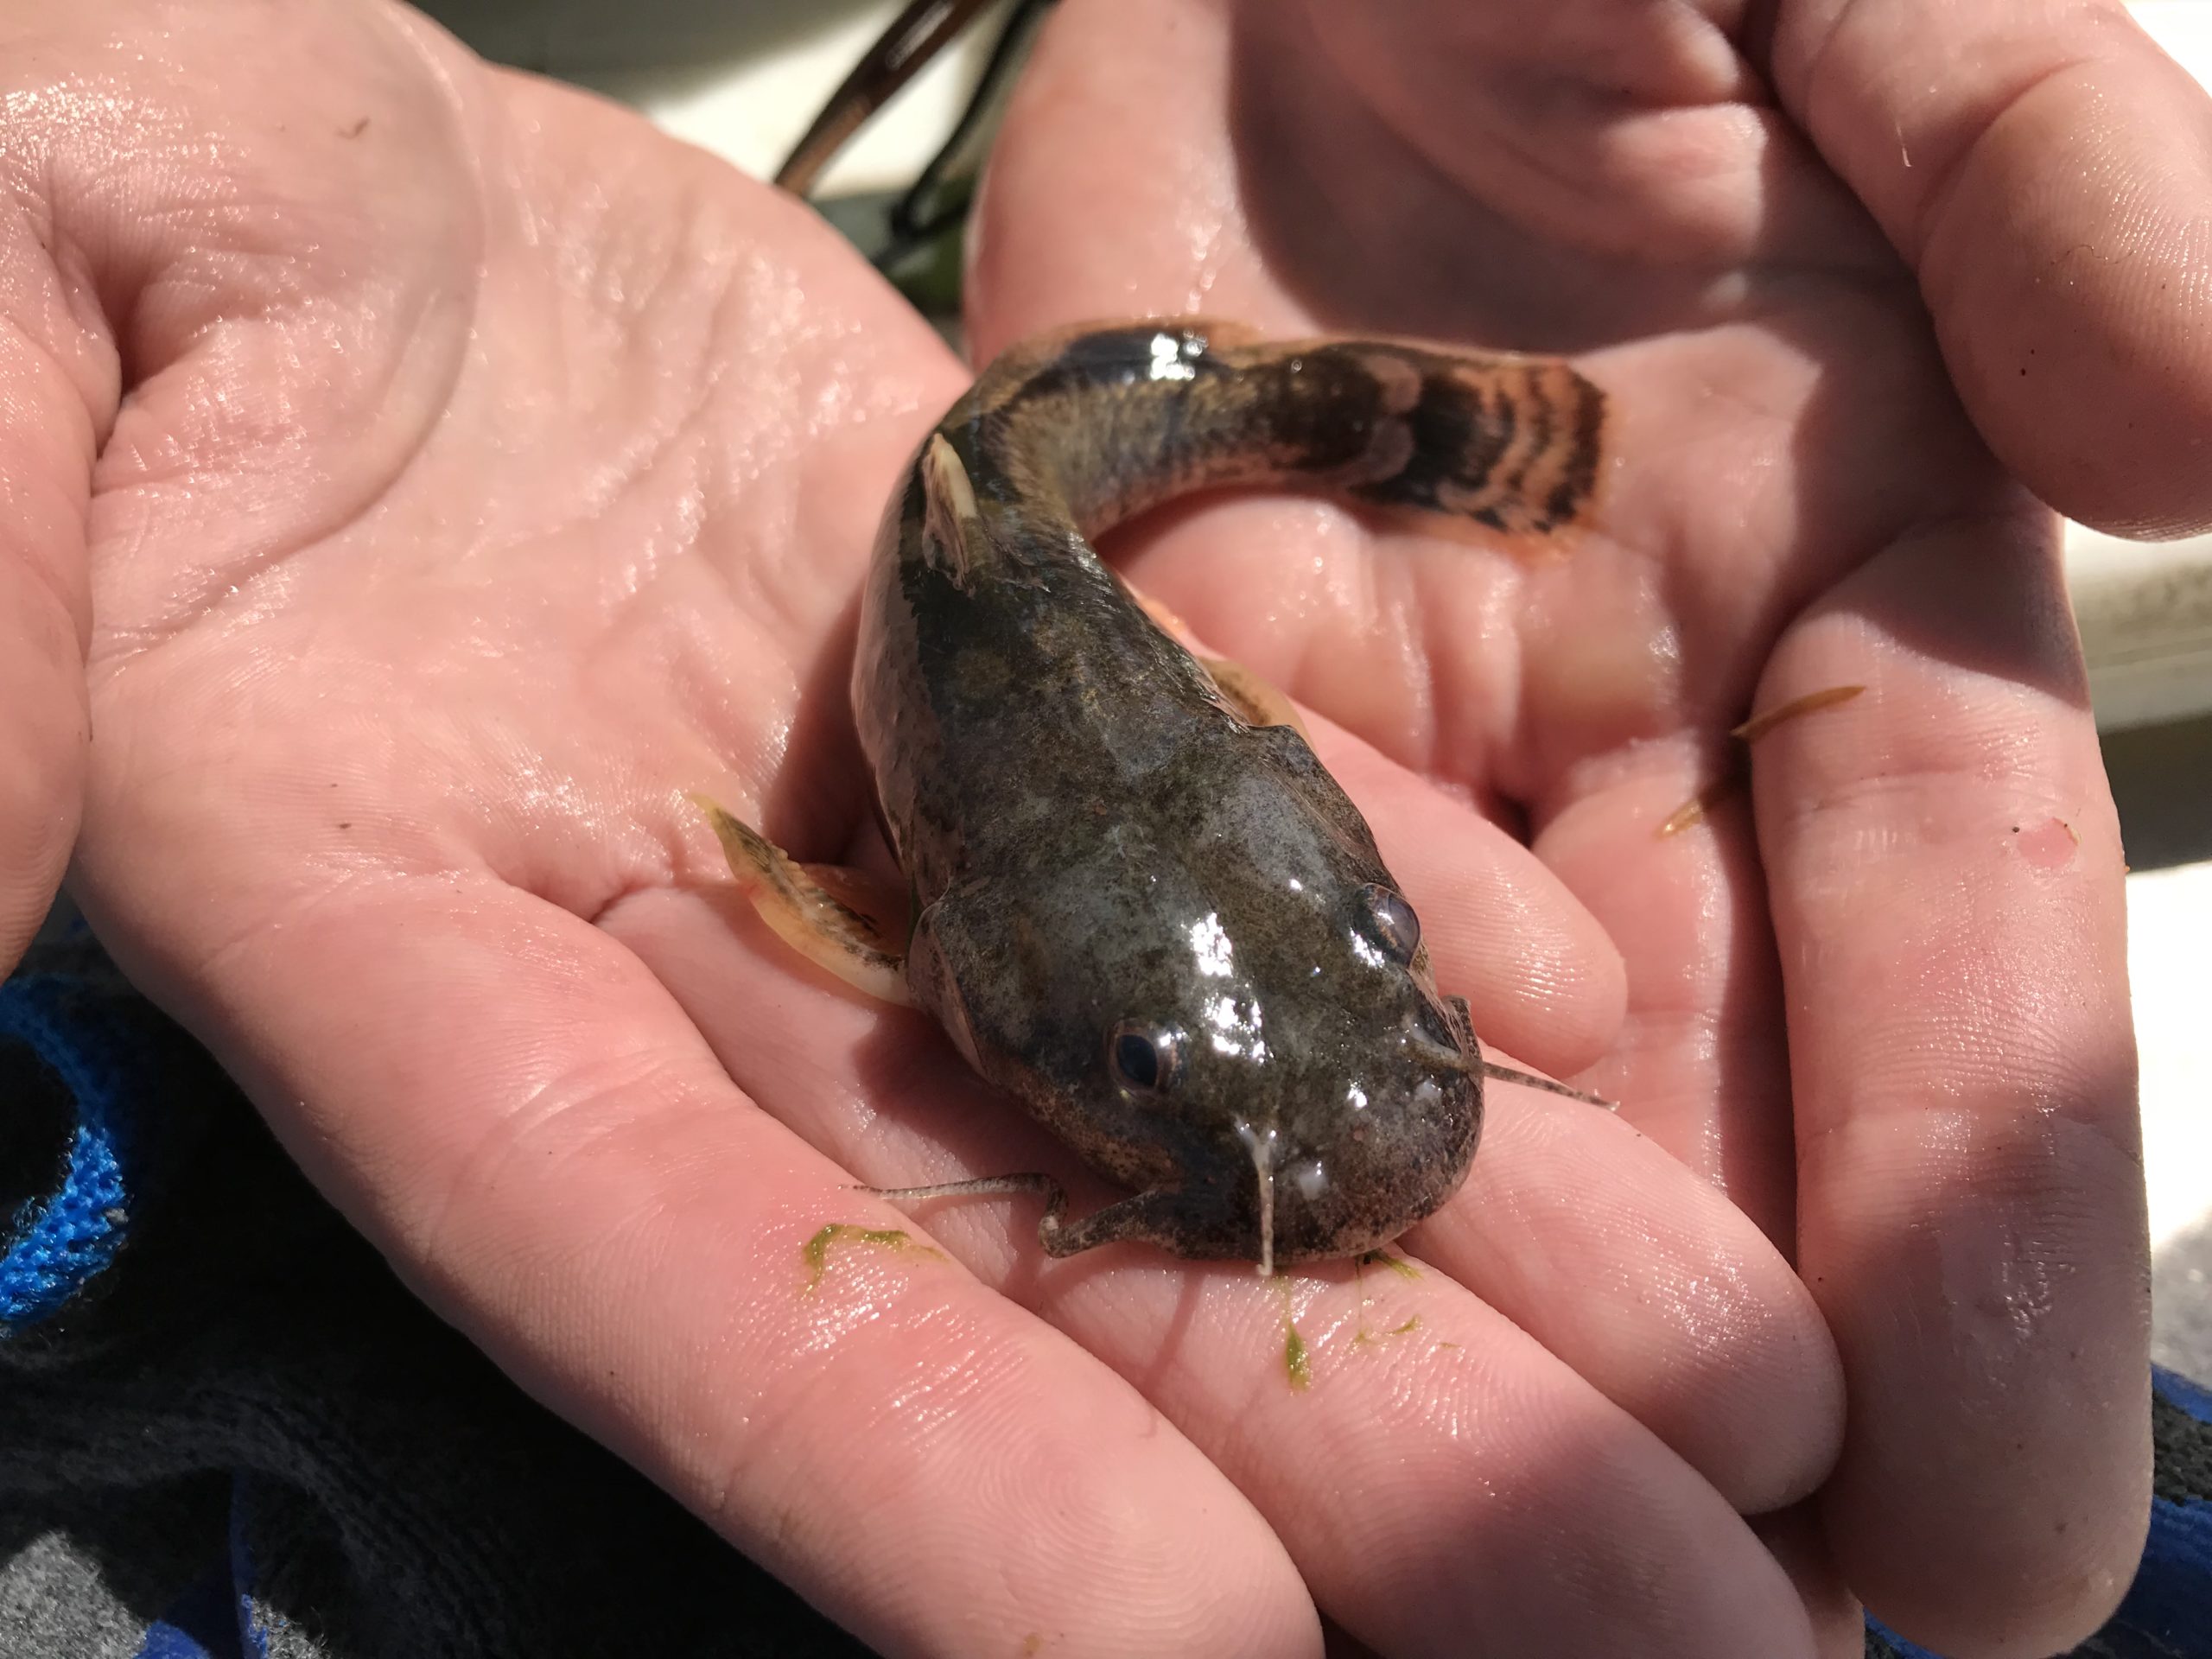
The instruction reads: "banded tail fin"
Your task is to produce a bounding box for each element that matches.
[961,319,1607,544]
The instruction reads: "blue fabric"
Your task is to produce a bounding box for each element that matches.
[135,1562,245,1659]
[1866,1621,1944,1659]
[2109,1366,2212,1658]
[0,969,141,1325]
[229,1475,271,1659]
[135,1623,219,1659]
[2166,1367,2212,1424]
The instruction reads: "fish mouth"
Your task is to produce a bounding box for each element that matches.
[1227,1051,1474,1278]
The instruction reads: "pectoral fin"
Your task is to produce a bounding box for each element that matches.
[690,794,913,1007]
[1197,652,1309,738]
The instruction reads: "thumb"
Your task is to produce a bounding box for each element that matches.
[1764,0,2212,537]
[0,0,480,972]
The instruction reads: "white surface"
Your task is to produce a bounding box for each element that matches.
[576,1,1014,195]
[2133,864,2212,1252]
[2071,531,2212,733]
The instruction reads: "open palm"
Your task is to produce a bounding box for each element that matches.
[962,0,2207,1654]
[3,2,2196,1657]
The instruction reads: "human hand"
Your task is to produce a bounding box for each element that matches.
[0,2,1849,1655]
[967,0,2196,1653]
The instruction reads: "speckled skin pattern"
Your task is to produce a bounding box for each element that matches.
[854,319,1605,1262]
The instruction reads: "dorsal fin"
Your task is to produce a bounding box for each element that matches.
[919,433,984,589]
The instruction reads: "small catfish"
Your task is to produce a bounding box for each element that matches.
[698,319,1611,1276]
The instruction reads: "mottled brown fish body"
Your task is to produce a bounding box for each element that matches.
[838,320,1605,1265]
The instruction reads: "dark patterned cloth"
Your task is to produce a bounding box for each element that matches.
[0,938,866,1659]
[3,938,2205,1658]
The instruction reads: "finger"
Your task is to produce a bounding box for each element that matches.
[965,0,1285,360]
[1535,759,1802,1249]
[86,874,1319,1659]
[1763,0,2212,536]
[0,214,107,969]
[1411,1065,1843,1517]
[1103,1247,1821,1659]
[622,885,1835,1656]
[0,0,484,983]
[1751,505,2149,1657]
[1751,1503,1865,1658]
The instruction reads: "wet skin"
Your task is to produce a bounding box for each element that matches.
[710,318,1608,1268]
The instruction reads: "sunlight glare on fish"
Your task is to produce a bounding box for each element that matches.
[1202,992,1268,1062]
[1148,330,1198,382]
[1188,912,1234,977]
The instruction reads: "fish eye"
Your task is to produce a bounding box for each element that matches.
[1361,885,1422,961]
[1107,1021,1184,1092]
